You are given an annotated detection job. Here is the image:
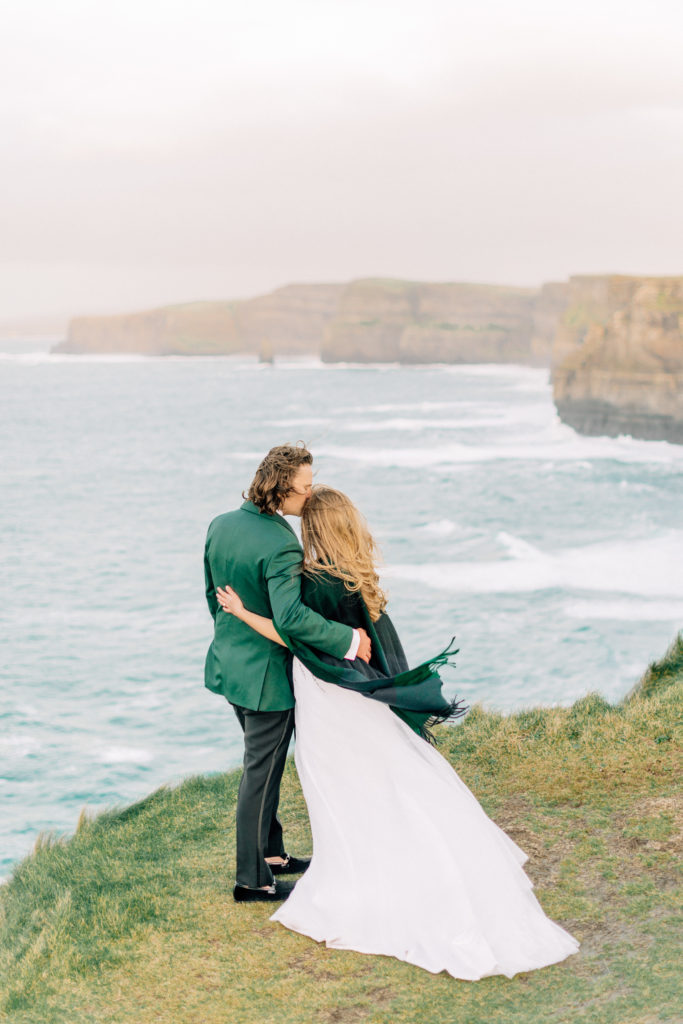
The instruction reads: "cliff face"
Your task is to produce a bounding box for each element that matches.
[551,275,647,368]
[552,277,683,443]
[55,278,566,364]
[55,284,344,356]
[231,283,344,355]
[57,302,239,356]
[46,271,683,443]
[531,281,571,365]
[320,279,549,364]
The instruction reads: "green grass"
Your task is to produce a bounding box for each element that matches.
[654,290,683,313]
[1,634,681,1024]
[425,322,510,333]
[350,278,535,295]
[561,302,608,330]
[627,633,683,701]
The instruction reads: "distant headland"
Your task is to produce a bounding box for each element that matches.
[52,274,683,444]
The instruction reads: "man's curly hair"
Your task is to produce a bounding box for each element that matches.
[246,443,313,516]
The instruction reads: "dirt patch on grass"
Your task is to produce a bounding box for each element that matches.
[491,796,545,862]
[288,948,338,981]
[318,985,395,1024]
[578,903,674,961]
[322,1008,368,1024]
[286,947,379,983]
[632,795,683,853]
[492,796,576,890]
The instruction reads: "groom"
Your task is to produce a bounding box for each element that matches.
[204,443,371,903]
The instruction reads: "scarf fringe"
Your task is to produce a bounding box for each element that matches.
[428,635,460,671]
[394,635,459,688]
[418,694,469,743]
[414,636,469,743]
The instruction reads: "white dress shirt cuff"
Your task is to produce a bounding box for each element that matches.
[343,628,361,661]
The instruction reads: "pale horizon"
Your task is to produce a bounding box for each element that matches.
[2,0,682,322]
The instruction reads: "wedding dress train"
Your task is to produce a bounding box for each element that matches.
[270,658,580,980]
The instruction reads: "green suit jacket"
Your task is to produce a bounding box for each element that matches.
[203,500,354,711]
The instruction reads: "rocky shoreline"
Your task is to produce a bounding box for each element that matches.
[554,395,683,444]
[52,272,683,444]
[550,276,683,444]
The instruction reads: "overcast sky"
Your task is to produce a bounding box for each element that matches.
[2,0,682,320]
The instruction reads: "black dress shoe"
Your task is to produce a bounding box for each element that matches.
[233,879,296,903]
[269,854,311,875]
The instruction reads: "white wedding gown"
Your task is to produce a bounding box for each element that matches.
[270,658,580,980]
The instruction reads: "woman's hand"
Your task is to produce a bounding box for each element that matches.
[216,585,246,620]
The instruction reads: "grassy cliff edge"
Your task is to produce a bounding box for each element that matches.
[1,636,681,1024]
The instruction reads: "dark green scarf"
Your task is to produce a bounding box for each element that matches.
[277,570,467,741]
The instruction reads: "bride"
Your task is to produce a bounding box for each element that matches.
[216,486,579,980]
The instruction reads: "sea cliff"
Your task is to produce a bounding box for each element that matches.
[57,301,239,356]
[52,273,683,444]
[54,284,344,357]
[319,278,553,365]
[52,278,565,365]
[552,276,683,443]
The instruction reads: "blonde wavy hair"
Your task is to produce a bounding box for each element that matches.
[301,486,387,621]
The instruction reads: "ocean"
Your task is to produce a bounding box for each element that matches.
[1,341,682,880]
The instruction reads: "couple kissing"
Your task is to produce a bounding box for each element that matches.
[203,443,579,979]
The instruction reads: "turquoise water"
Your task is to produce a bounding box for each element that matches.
[1,343,682,879]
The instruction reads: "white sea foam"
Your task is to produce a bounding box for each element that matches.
[0,351,265,366]
[312,360,402,371]
[563,599,683,622]
[15,703,40,718]
[497,531,545,560]
[0,351,154,364]
[271,356,325,369]
[415,519,461,537]
[348,400,472,413]
[269,410,548,433]
[441,365,552,393]
[384,532,683,598]
[320,429,683,466]
[266,416,332,427]
[342,416,513,432]
[441,364,549,380]
[0,734,42,757]
[618,480,657,493]
[0,351,54,363]
[509,375,554,392]
[98,746,155,765]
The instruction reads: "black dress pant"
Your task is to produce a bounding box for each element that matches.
[232,704,295,888]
